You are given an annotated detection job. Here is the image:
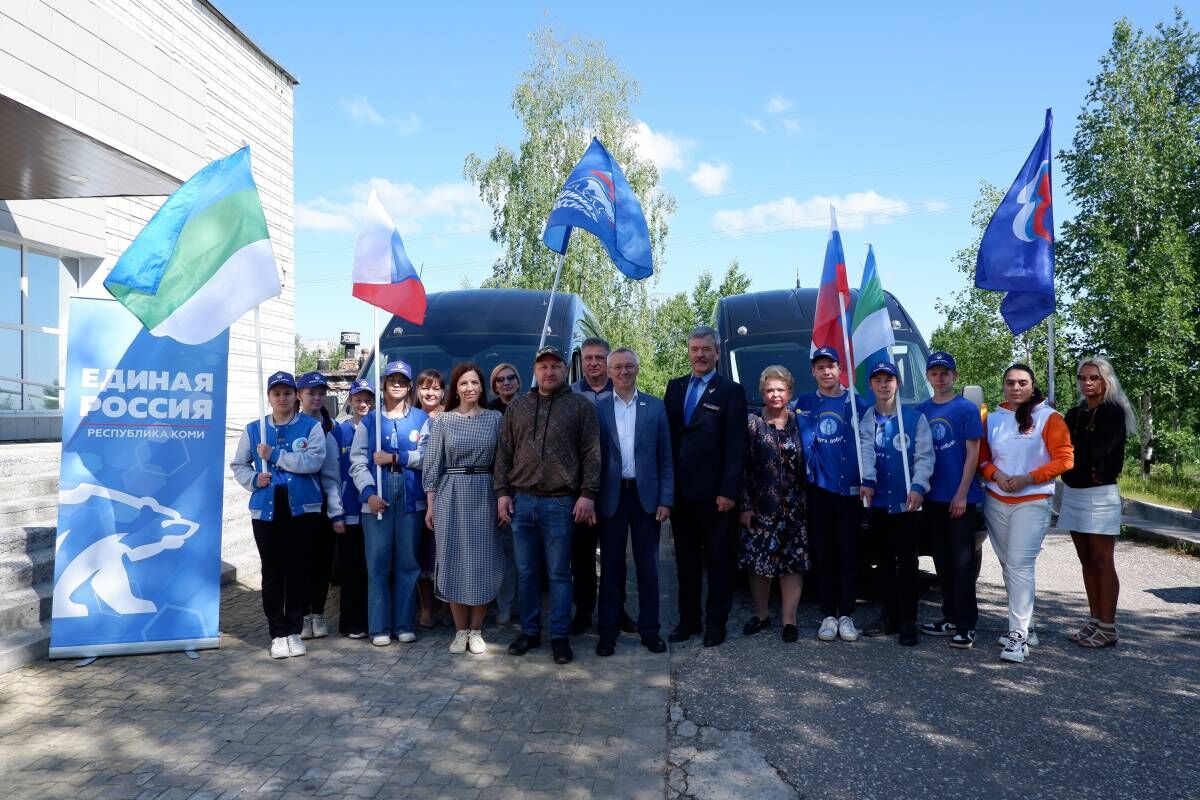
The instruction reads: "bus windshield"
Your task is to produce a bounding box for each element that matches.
[728,336,932,407]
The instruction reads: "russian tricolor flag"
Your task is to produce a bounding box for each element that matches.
[810,207,852,387]
[352,190,426,324]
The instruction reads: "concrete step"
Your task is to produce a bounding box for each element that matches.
[0,520,57,561]
[0,471,59,503]
[1123,517,1200,555]
[0,443,59,479]
[0,545,55,596]
[0,620,50,675]
[0,581,52,633]
[0,495,59,528]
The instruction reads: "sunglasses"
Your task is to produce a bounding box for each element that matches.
[496,374,519,383]
[1077,375,1103,382]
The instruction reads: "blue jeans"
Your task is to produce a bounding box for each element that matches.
[512,493,575,638]
[495,521,518,618]
[361,471,422,636]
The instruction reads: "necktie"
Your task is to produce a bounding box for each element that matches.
[683,376,703,424]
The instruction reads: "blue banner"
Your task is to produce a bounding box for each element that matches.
[50,297,229,658]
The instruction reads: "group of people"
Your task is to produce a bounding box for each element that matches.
[232,326,1133,666]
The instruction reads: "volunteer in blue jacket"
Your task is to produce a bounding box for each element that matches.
[331,378,374,638]
[796,347,868,643]
[915,352,984,648]
[349,360,430,647]
[297,371,343,641]
[857,361,934,647]
[230,371,327,660]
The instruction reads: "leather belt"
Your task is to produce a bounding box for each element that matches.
[445,465,492,475]
[620,478,638,490]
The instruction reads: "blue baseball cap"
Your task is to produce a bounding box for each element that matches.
[297,371,329,390]
[267,371,296,390]
[348,378,375,396]
[926,351,957,371]
[811,346,840,364]
[384,360,413,380]
[869,361,900,379]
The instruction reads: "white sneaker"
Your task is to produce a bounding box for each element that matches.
[999,631,1028,663]
[300,615,314,640]
[467,630,486,654]
[372,634,391,647]
[996,627,1039,647]
[817,616,839,642]
[449,629,470,654]
[287,634,307,657]
[838,616,859,642]
[310,615,329,638]
[397,632,416,643]
[269,637,290,659]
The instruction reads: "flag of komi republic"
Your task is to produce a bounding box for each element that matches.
[103,147,281,345]
[810,207,853,387]
[975,108,1056,336]
[352,191,426,325]
[850,245,895,398]
[543,137,653,280]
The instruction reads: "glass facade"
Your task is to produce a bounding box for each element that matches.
[0,241,76,413]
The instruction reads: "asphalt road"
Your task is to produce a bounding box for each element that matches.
[669,531,1200,800]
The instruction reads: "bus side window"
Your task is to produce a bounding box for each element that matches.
[571,350,582,383]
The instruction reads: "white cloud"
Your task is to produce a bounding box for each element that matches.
[781,118,804,135]
[632,121,692,171]
[689,162,731,196]
[339,96,421,135]
[765,94,792,114]
[295,179,489,238]
[743,117,767,133]
[922,199,950,213]
[711,191,911,236]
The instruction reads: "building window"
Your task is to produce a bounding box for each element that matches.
[0,241,77,413]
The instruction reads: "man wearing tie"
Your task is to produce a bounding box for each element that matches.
[663,326,747,647]
[595,348,674,656]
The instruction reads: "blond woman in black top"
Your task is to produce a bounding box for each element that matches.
[1059,356,1135,648]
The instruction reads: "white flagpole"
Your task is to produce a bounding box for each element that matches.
[889,345,913,495]
[372,305,383,520]
[253,306,268,454]
[837,294,868,508]
[1046,316,1056,404]
[537,251,567,353]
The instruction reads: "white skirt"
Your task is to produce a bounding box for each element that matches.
[1057,484,1122,535]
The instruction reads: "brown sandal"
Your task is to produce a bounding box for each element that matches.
[1075,625,1118,648]
[1067,621,1099,643]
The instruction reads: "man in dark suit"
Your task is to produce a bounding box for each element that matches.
[663,325,747,647]
[594,348,674,657]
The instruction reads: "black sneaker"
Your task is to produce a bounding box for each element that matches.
[920,619,956,636]
[949,629,976,649]
[551,637,573,664]
[742,616,771,635]
[507,633,541,655]
[641,635,667,653]
[595,637,616,657]
[702,627,726,648]
[668,623,702,643]
[781,624,799,643]
[898,621,919,646]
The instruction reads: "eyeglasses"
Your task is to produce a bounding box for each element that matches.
[496,374,518,383]
[1077,375,1103,383]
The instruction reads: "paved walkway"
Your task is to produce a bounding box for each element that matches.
[3,530,1199,799]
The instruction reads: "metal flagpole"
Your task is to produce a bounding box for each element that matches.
[888,345,913,495]
[536,251,566,352]
[837,294,868,507]
[372,305,383,520]
[253,306,268,453]
[1046,316,1056,404]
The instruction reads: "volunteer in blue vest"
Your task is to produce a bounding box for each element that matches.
[231,371,327,660]
[297,371,342,641]
[349,360,430,647]
[331,378,374,638]
[978,364,1074,664]
[915,352,985,649]
[857,361,934,647]
[796,346,868,643]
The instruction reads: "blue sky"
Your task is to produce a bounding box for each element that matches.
[220,1,1194,345]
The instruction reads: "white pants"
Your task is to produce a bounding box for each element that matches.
[985,496,1052,638]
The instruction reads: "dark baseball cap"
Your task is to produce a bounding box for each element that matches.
[297,371,329,389]
[926,351,957,370]
[534,346,567,364]
[869,361,900,379]
[267,371,296,390]
[348,378,374,396]
[384,360,413,380]
[811,346,840,364]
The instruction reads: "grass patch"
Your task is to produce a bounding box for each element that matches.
[1119,462,1200,510]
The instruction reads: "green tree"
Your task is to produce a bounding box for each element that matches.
[295,335,319,375]
[462,28,676,351]
[1058,12,1200,476]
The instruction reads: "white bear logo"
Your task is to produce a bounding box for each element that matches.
[53,483,200,619]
